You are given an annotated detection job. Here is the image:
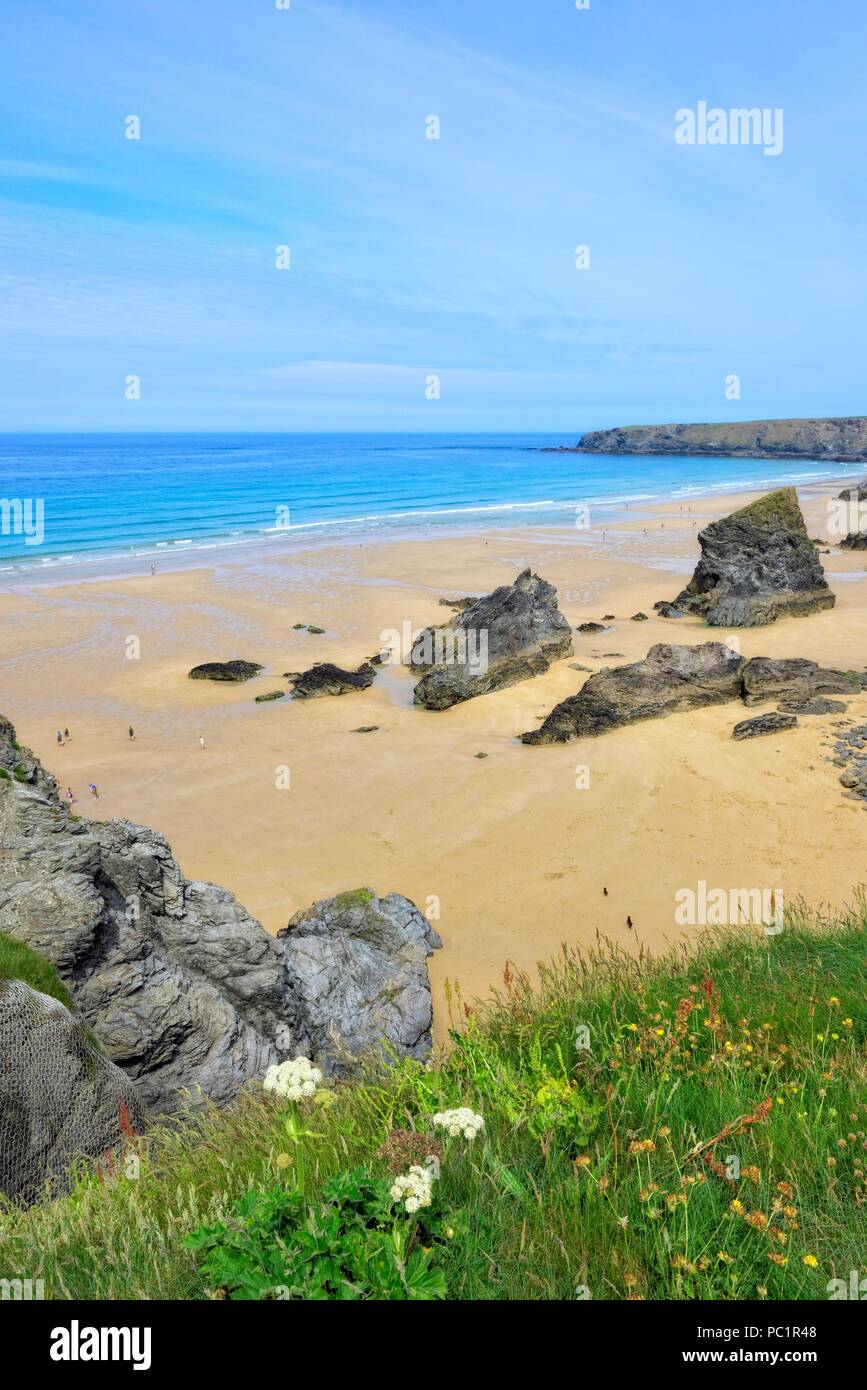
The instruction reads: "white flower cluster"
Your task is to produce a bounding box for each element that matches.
[263,1056,323,1101]
[389,1164,434,1214]
[433,1107,484,1140]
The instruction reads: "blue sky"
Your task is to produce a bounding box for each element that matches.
[1,0,865,432]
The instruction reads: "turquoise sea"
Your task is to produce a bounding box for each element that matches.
[0,432,858,573]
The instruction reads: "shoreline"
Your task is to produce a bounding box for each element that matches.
[2,474,866,1040]
[0,462,862,594]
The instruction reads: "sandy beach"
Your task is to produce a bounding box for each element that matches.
[2,478,865,1040]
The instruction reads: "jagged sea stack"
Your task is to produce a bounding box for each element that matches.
[412,568,573,710]
[669,488,835,627]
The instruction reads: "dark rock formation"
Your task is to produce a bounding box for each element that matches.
[778,696,847,715]
[0,979,145,1205]
[833,725,867,803]
[189,660,264,682]
[411,569,572,710]
[732,712,798,741]
[552,417,867,463]
[577,622,606,634]
[838,480,867,501]
[656,604,685,619]
[666,490,835,627]
[289,662,376,699]
[0,720,441,1115]
[521,645,865,746]
[840,532,867,550]
[522,643,744,745]
[740,657,864,707]
[276,890,441,1073]
[630,612,648,622]
[254,691,285,703]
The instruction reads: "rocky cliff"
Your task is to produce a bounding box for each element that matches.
[0,717,441,1116]
[553,417,867,462]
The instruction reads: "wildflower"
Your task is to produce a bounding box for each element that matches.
[389,1164,434,1213]
[263,1056,323,1102]
[575,1154,592,1168]
[776,1181,793,1198]
[730,1199,745,1215]
[629,1139,656,1154]
[741,1166,761,1182]
[843,1018,853,1029]
[658,1126,671,1138]
[828,996,840,1006]
[717,1250,734,1264]
[745,1211,768,1231]
[803,1254,818,1269]
[375,1129,442,1176]
[768,1253,787,1268]
[274,1152,291,1170]
[433,1107,484,1141]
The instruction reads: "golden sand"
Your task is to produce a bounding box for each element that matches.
[2,481,865,1039]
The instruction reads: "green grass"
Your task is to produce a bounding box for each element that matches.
[0,932,75,1011]
[1,902,866,1300]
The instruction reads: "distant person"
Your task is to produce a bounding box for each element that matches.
[626,915,634,930]
[66,786,74,802]
[150,562,156,576]
[56,730,62,745]
[199,736,206,751]
[89,783,99,799]
[128,726,135,741]
[602,887,608,897]
[64,728,69,740]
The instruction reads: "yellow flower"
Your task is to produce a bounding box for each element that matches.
[658,1126,671,1138]
[803,1254,819,1268]
[730,1199,745,1215]
[627,1023,638,1032]
[717,1250,734,1265]
[828,997,840,1006]
[843,1018,853,1028]
[768,1253,787,1267]
[275,1152,291,1169]
[816,1033,825,1042]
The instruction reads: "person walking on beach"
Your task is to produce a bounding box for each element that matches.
[129,725,135,741]
[66,786,74,803]
[199,735,206,751]
[626,915,634,930]
[56,730,63,746]
[89,783,99,799]
[64,728,70,741]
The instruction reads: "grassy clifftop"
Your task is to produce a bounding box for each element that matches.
[566,417,867,462]
[1,905,865,1300]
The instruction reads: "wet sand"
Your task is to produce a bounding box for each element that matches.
[1,480,865,1039]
